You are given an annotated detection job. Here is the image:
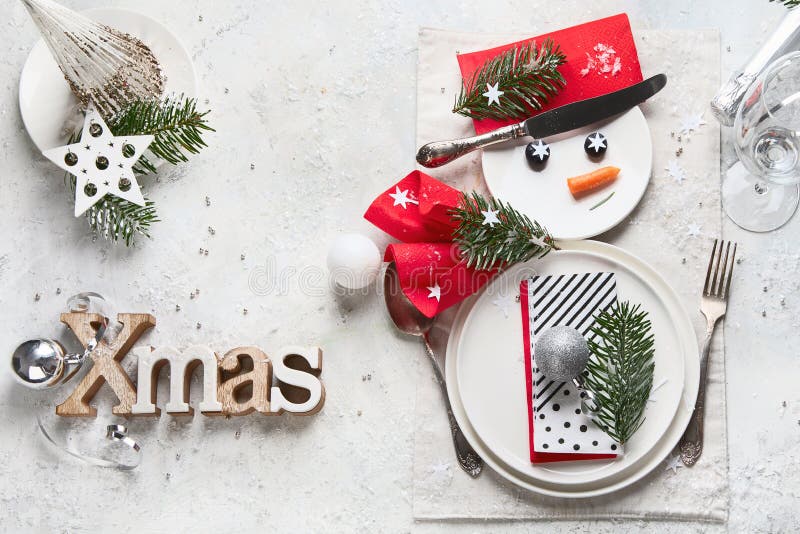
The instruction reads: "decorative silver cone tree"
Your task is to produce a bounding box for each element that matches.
[20,0,165,121]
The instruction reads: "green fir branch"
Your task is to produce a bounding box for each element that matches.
[450,191,558,270]
[452,39,567,121]
[109,94,214,174]
[86,197,159,246]
[583,301,655,445]
[771,0,799,7]
[66,176,159,246]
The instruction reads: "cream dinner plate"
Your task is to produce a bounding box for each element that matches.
[445,240,699,498]
[19,8,198,153]
[481,107,652,241]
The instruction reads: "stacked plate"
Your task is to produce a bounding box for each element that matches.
[19,8,197,153]
[444,240,699,498]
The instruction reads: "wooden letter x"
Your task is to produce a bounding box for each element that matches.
[55,312,156,417]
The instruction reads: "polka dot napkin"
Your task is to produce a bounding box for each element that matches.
[520,273,620,463]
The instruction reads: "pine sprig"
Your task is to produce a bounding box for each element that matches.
[584,301,655,445]
[86,197,159,246]
[772,0,799,7]
[109,94,214,174]
[450,191,558,270]
[453,39,567,121]
[66,176,159,246]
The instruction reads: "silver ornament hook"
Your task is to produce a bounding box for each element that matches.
[10,292,113,389]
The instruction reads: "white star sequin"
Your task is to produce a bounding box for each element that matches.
[680,113,707,135]
[687,223,702,237]
[492,293,518,318]
[664,453,684,474]
[42,103,153,216]
[482,82,504,106]
[427,283,441,302]
[665,159,686,184]
[648,378,669,403]
[481,208,501,227]
[529,140,550,161]
[430,460,451,475]
[586,133,607,153]
[388,186,419,209]
[529,235,550,249]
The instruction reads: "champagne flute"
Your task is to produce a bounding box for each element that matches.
[723,51,800,232]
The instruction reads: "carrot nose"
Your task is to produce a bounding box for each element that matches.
[567,166,620,199]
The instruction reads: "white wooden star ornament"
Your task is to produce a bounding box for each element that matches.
[42,103,154,217]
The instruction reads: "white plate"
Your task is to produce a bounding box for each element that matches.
[19,7,198,152]
[446,240,699,498]
[481,108,652,240]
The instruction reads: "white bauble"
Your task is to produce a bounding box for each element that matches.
[327,233,382,289]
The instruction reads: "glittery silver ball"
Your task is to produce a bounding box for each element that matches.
[11,339,67,389]
[534,326,590,381]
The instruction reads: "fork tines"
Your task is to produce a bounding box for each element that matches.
[704,239,737,299]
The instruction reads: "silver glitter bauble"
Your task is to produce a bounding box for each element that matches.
[534,326,591,381]
[11,339,68,389]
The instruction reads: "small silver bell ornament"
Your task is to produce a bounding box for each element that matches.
[11,338,87,389]
[10,292,109,389]
[534,325,600,414]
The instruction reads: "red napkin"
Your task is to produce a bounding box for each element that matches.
[364,171,498,318]
[457,13,643,135]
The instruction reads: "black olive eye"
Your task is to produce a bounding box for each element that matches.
[584,132,608,156]
[525,140,550,166]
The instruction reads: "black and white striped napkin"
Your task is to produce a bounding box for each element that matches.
[524,272,622,456]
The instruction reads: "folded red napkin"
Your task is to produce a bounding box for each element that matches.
[457,13,643,135]
[365,171,498,318]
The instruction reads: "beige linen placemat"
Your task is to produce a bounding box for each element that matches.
[412,27,727,522]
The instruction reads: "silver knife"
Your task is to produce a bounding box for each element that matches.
[416,74,667,168]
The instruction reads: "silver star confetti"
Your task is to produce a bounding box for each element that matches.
[664,453,684,474]
[665,159,687,184]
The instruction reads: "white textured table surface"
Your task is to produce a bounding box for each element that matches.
[0,1,798,532]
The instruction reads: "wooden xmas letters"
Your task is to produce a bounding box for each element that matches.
[55,312,325,418]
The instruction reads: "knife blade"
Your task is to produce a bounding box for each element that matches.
[416,73,667,168]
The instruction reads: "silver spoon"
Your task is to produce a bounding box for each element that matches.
[383,263,483,477]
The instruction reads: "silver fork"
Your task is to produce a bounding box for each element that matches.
[679,239,737,467]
